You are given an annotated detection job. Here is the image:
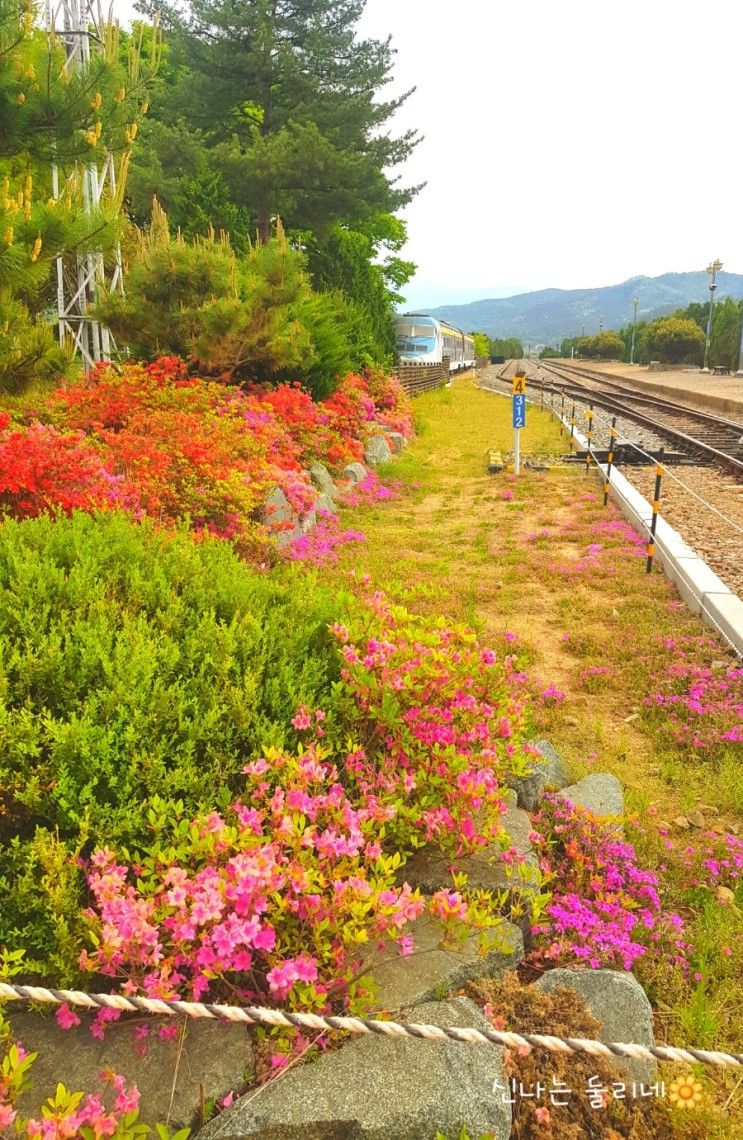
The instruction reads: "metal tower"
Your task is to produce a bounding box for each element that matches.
[45,0,124,369]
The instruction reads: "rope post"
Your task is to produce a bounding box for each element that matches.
[560,392,565,433]
[646,447,665,574]
[603,415,617,506]
[570,401,576,445]
[585,403,594,473]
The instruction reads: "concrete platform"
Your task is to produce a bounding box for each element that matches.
[564,416,743,657]
[555,360,743,420]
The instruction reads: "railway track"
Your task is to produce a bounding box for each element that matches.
[523,359,743,477]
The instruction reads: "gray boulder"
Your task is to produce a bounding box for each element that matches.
[261,486,302,547]
[315,492,337,516]
[507,739,571,811]
[364,435,392,466]
[300,509,317,534]
[386,431,406,454]
[11,1010,253,1130]
[558,774,624,823]
[402,805,540,897]
[364,913,524,1012]
[535,968,657,1086]
[309,462,340,501]
[198,997,511,1140]
[343,461,368,484]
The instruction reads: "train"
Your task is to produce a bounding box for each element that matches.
[394,313,476,371]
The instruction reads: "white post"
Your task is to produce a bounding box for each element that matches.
[737,310,743,376]
[513,426,520,476]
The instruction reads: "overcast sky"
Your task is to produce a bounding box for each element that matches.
[116,0,743,307]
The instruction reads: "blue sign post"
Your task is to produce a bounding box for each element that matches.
[512,371,527,474]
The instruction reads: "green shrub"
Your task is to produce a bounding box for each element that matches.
[0,511,345,848]
[0,511,351,975]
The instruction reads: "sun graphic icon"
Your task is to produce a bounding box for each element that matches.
[668,1075,704,1109]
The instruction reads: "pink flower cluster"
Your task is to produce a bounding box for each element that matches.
[644,637,743,752]
[80,741,428,1009]
[529,795,686,973]
[330,590,533,859]
[0,1043,141,1139]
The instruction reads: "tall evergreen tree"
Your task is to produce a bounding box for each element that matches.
[134,0,420,240]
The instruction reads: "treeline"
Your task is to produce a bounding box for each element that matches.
[0,0,418,397]
[469,333,525,360]
[556,298,743,368]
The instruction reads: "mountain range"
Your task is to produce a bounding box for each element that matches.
[422,271,743,346]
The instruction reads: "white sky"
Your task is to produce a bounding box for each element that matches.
[116,0,743,307]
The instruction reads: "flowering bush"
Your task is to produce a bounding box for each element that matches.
[0,359,413,561]
[80,747,429,1010]
[0,1040,183,1139]
[529,795,686,973]
[324,587,532,860]
[0,423,137,519]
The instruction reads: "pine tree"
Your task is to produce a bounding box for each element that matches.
[0,0,157,393]
[134,0,420,240]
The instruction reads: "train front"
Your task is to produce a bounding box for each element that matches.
[394,314,442,364]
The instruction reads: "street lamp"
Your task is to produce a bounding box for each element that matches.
[702,259,723,372]
[630,297,639,364]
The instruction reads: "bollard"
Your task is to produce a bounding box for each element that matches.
[585,403,594,473]
[646,447,665,574]
[603,416,617,506]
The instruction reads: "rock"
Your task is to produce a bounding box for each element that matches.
[198,997,511,1140]
[315,492,337,516]
[364,435,392,466]
[673,815,690,831]
[300,510,317,534]
[507,740,570,811]
[535,968,657,1086]
[687,810,706,829]
[364,914,524,1012]
[402,805,539,897]
[308,462,340,501]
[11,1010,253,1131]
[261,486,302,547]
[558,774,624,824]
[386,431,406,455]
[343,461,367,484]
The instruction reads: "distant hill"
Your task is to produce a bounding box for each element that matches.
[423,272,743,345]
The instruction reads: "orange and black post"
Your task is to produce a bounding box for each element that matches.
[646,447,665,574]
[585,403,594,473]
[603,415,617,506]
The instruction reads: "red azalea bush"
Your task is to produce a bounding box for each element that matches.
[0,359,414,559]
[0,423,138,519]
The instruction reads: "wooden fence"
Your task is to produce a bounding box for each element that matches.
[395,357,451,396]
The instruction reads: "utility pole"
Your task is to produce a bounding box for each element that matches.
[702,259,723,372]
[599,314,603,334]
[630,297,639,364]
[736,306,743,376]
[45,0,125,369]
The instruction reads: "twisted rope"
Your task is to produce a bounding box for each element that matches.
[1,984,741,1069]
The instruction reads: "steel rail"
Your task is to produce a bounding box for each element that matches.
[533,363,743,476]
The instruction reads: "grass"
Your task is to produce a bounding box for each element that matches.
[326,372,743,1138]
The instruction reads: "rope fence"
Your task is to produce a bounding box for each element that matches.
[1,984,742,1069]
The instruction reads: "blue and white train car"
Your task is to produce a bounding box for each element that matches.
[394,313,476,371]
